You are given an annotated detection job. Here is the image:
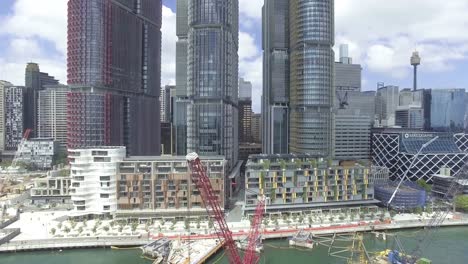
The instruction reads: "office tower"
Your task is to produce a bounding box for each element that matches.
[251,113,261,144]
[24,62,59,137]
[4,86,25,151]
[38,85,70,150]
[67,0,162,156]
[289,0,335,157]
[238,78,252,143]
[262,0,290,154]
[395,107,424,129]
[174,0,189,155]
[335,44,361,92]
[184,0,239,167]
[160,122,172,155]
[69,146,126,213]
[375,85,399,127]
[430,89,466,132]
[334,113,371,160]
[0,80,12,151]
[160,85,174,123]
[239,100,252,143]
[239,78,252,100]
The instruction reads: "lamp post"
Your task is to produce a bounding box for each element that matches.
[387,136,439,207]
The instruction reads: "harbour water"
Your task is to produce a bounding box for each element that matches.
[1,227,467,264]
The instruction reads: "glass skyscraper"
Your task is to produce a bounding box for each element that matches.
[262,0,290,154]
[289,0,335,157]
[67,0,162,155]
[430,89,466,132]
[176,0,239,167]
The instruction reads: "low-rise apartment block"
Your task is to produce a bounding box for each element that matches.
[245,154,386,213]
[30,168,71,205]
[16,138,58,170]
[116,156,227,218]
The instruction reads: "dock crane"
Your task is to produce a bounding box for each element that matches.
[186,153,265,264]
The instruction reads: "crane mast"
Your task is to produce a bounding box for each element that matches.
[186,153,243,264]
[186,153,266,264]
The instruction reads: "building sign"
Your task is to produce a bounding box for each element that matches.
[403,133,435,139]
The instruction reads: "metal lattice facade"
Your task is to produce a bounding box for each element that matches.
[372,131,468,182]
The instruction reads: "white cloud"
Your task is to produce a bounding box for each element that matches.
[161,6,176,86]
[239,30,262,112]
[0,0,67,85]
[335,0,468,79]
[238,0,263,21]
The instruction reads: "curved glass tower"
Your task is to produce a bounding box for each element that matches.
[289,0,335,157]
[186,0,239,167]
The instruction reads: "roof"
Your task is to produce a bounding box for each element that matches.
[400,135,462,154]
[124,155,226,162]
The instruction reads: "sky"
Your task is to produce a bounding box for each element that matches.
[1,0,468,113]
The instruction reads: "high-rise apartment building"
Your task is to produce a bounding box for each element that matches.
[38,85,70,150]
[262,0,290,154]
[4,86,25,151]
[24,62,59,137]
[67,0,162,156]
[0,80,12,151]
[176,0,239,167]
[289,0,335,157]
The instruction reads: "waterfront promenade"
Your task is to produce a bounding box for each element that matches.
[1,217,467,253]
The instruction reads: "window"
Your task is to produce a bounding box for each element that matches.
[100,176,110,181]
[100,193,109,198]
[103,205,110,210]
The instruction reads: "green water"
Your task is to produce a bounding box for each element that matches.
[0,227,467,264]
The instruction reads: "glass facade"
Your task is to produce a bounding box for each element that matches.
[186,0,239,167]
[289,0,334,157]
[430,89,465,132]
[67,0,162,155]
[262,0,290,154]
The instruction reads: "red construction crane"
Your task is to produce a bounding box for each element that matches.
[186,153,265,264]
[243,197,265,264]
[186,153,243,264]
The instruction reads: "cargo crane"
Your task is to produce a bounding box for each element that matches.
[186,153,264,264]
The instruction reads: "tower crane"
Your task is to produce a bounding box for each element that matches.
[1,129,32,194]
[186,153,265,264]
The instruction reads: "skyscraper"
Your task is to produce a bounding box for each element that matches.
[160,85,174,123]
[0,80,12,151]
[4,86,25,151]
[375,85,399,127]
[238,78,252,143]
[180,0,239,167]
[174,0,189,155]
[24,62,59,137]
[262,0,290,154]
[38,85,70,150]
[335,44,361,92]
[67,0,162,155]
[289,0,335,157]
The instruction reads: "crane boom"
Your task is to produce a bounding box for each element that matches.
[186,153,243,264]
[243,198,265,264]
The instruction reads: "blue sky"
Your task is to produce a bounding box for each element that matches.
[1,0,468,113]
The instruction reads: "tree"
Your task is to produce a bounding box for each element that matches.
[415,207,423,215]
[109,221,115,228]
[359,213,365,220]
[184,218,190,231]
[455,195,468,212]
[338,215,345,221]
[50,228,56,235]
[57,222,62,229]
[64,227,71,234]
[131,223,138,232]
[103,226,110,232]
[53,151,68,166]
[416,179,432,193]
[78,227,84,234]
[328,216,334,223]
